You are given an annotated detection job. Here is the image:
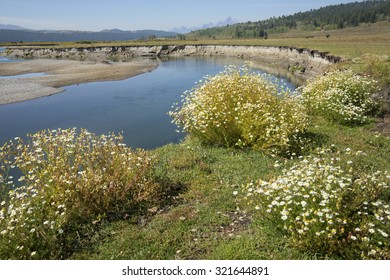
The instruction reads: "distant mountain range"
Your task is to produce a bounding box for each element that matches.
[0,24,28,30]
[0,17,238,42]
[0,25,178,42]
[170,17,238,34]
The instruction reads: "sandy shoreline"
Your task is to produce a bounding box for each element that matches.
[0,58,158,105]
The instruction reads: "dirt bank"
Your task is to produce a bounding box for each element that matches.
[0,59,158,104]
[6,45,342,78]
[1,44,342,105]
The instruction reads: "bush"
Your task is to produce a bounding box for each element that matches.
[301,69,379,125]
[169,66,308,154]
[361,54,390,86]
[0,128,158,259]
[239,148,390,259]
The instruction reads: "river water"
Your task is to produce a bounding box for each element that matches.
[0,47,21,63]
[0,57,295,149]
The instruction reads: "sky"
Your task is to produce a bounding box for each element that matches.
[0,0,362,31]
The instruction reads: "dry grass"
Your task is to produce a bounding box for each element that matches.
[3,22,390,59]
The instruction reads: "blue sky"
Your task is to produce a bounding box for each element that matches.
[0,0,361,31]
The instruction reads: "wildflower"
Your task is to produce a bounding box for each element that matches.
[377,229,388,238]
[368,249,377,256]
[169,66,308,153]
[239,147,390,259]
[301,69,379,125]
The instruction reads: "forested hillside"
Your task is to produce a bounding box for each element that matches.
[189,0,390,38]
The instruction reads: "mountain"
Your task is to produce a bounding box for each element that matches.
[171,17,238,34]
[0,24,27,30]
[0,28,178,43]
[189,0,390,38]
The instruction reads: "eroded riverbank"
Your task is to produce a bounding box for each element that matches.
[0,44,341,104]
[5,44,341,75]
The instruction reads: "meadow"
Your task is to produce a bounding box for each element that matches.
[3,21,390,59]
[1,22,389,260]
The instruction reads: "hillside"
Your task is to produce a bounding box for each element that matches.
[0,28,178,43]
[189,0,390,38]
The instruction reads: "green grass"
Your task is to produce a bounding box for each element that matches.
[70,23,390,259]
[2,21,390,260]
[71,115,390,259]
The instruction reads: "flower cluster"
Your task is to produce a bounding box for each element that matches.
[169,66,308,153]
[300,69,379,125]
[0,128,157,259]
[240,148,389,259]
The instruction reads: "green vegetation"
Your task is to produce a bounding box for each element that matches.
[1,51,388,259]
[0,129,161,259]
[70,122,389,260]
[1,5,390,260]
[301,69,380,125]
[241,147,389,259]
[360,54,390,86]
[189,1,390,39]
[169,66,308,154]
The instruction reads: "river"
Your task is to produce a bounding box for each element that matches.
[0,57,295,149]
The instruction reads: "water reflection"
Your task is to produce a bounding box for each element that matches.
[0,57,296,149]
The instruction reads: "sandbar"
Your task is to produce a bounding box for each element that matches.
[0,58,158,105]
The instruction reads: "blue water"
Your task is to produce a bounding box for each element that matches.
[0,47,21,63]
[0,72,47,78]
[0,57,295,149]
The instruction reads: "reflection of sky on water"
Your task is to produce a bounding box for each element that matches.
[0,57,295,150]
[0,72,47,78]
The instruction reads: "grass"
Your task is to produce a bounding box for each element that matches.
[71,115,390,259]
[2,22,390,59]
[1,21,390,260]
[71,139,297,260]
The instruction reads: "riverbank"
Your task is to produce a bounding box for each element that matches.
[0,44,339,105]
[0,59,158,104]
[4,44,341,76]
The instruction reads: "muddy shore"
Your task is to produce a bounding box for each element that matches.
[0,58,158,104]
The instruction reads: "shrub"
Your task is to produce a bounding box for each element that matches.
[360,54,390,86]
[239,148,390,259]
[0,128,158,259]
[169,66,308,154]
[301,69,379,125]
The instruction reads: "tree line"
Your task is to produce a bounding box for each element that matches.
[189,0,390,38]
